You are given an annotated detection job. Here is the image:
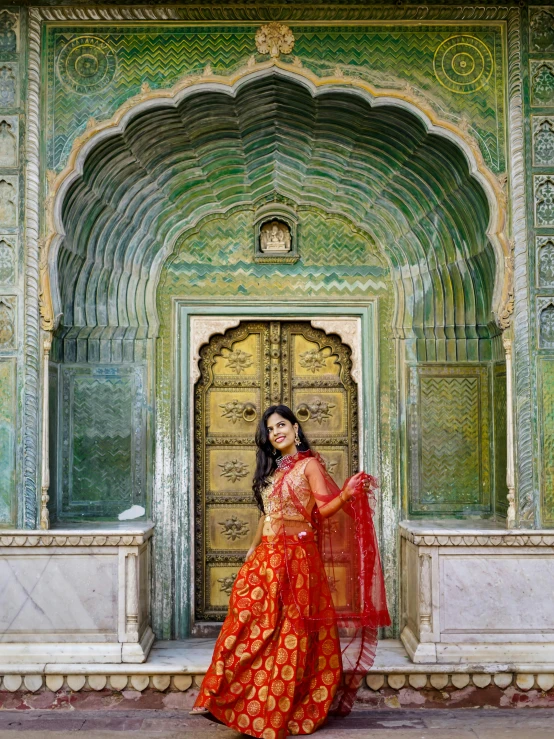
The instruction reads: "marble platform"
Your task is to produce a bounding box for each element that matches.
[3,638,554,708]
[400,520,554,665]
[0,524,155,664]
[4,638,554,678]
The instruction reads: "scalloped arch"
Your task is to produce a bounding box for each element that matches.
[46,64,509,340]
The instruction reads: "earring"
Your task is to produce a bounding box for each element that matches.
[294,431,301,447]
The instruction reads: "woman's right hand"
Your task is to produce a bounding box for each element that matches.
[245,546,256,562]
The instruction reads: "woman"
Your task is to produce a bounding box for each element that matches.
[192,405,390,738]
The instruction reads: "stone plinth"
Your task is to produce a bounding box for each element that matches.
[0,524,154,664]
[400,521,554,664]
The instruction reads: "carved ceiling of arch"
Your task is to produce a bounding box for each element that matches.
[44,67,509,344]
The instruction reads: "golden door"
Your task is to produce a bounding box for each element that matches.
[194,321,358,621]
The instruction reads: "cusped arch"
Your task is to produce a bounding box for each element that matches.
[44,63,510,341]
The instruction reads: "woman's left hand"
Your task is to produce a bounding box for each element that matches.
[341,471,367,501]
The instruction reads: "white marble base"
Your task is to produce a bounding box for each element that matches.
[401,521,554,665]
[0,525,154,665]
[122,626,156,664]
[0,643,123,665]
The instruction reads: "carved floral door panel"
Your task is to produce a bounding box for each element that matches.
[195,321,357,621]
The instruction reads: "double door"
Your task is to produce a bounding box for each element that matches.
[194,320,358,621]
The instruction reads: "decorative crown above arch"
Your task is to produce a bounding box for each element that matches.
[41,61,511,340]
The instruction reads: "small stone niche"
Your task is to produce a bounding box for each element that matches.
[254,205,299,263]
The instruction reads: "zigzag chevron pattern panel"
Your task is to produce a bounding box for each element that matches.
[59,365,146,521]
[540,358,554,526]
[0,359,15,524]
[494,365,508,517]
[45,24,505,173]
[408,364,491,516]
[160,208,389,303]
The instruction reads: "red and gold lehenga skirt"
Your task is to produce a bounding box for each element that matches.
[194,533,341,738]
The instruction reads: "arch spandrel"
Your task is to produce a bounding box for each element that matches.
[42,63,511,343]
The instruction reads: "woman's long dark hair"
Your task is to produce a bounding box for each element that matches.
[252,405,310,512]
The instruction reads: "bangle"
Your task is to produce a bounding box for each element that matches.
[339,490,346,503]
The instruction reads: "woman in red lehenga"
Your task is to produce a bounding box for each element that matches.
[192,404,390,738]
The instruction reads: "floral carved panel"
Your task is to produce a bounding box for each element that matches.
[531,61,554,106]
[0,11,18,54]
[0,236,15,284]
[535,176,554,228]
[0,296,15,353]
[538,237,554,288]
[530,9,554,53]
[539,299,554,350]
[533,117,554,168]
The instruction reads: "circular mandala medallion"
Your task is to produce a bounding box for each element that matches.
[57,36,116,95]
[433,35,493,94]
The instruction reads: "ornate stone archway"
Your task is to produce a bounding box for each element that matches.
[40,63,511,637]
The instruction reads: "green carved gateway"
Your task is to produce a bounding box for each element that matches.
[0,3,553,650]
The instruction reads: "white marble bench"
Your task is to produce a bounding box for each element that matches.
[0,524,154,665]
[400,520,554,664]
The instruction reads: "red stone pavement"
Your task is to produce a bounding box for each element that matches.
[0,709,554,738]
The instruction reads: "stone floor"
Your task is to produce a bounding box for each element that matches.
[4,638,554,711]
[146,639,414,675]
[0,708,553,738]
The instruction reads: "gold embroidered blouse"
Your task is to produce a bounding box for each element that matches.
[261,457,313,522]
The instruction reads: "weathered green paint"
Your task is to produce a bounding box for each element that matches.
[539,357,554,527]
[0,7,29,528]
[29,7,525,640]
[49,67,504,637]
[408,364,493,517]
[0,359,16,524]
[53,365,147,522]
[45,23,506,174]
[56,76,495,350]
[529,7,554,526]
[493,364,508,518]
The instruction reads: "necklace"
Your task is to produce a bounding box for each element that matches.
[276,450,308,473]
[276,453,294,470]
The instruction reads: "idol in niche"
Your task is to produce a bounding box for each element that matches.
[191,404,390,737]
[260,219,292,252]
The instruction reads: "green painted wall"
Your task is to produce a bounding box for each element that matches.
[528,9,554,526]
[0,7,25,527]
[0,5,522,637]
[0,358,16,523]
[45,23,506,175]
[50,364,146,522]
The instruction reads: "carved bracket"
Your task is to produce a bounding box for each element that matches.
[310,318,362,385]
[190,317,241,385]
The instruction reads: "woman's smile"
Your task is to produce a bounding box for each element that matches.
[266,412,298,457]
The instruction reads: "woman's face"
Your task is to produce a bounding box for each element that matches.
[266,412,298,455]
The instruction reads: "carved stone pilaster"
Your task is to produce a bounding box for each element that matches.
[23,8,42,527]
[419,552,433,639]
[503,334,516,529]
[40,336,51,531]
[125,553,139,640]
[507,8,536,526]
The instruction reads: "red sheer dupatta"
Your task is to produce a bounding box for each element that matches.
[271,450,391,715]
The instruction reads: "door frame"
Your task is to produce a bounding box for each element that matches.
[174,298,378,636]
